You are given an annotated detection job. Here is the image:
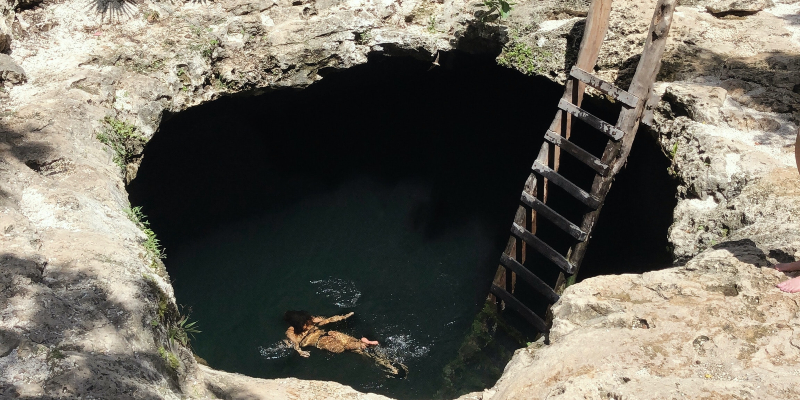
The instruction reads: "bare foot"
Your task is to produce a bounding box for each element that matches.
[361,337,379,346]
[775,261,800,272]
[777,276,800,293]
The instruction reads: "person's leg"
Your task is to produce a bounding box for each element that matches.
[775,261,800,272]
[326,331,370,351]
[361,337,379,346]
[316,335,345,353]
[777,276,800,293]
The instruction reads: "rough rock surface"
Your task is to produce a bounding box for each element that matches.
[465,0,800,399]
[0,53,26,84]
[706,0,774,15]
[0,0,473,397]
[480,243,800,399]
[2,0,800,398]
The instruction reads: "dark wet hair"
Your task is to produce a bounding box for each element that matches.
[284,310,313,333]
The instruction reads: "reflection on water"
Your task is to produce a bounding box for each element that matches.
[311,278,362,308]
[166,178,496,398]
[258,341,293,360]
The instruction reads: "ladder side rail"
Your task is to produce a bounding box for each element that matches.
[490,284,548,332]
[549,0,613,174]
[559,0,679,291]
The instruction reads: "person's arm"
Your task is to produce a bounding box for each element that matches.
[314,312,355,326]
[285,327,310,357]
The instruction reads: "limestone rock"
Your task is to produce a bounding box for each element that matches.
[1,0,800,397]
[706,0,774,16]
[0,54,26,85]
[484,244,800,400]
[662,83,727,125]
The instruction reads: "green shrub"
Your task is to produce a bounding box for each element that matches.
[124,206,166,266]
[158,346,180,370]
[497,41,553,76]
[480,0,515,21]
[168,314,201,347]
[96,116,145,171]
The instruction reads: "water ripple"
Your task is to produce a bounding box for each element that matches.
[258,341,293,360]
[377,334,430,363]
[310,278,361,308]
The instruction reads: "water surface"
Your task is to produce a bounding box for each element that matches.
[170,178,495,397]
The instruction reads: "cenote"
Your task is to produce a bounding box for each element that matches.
[128,51,677,399]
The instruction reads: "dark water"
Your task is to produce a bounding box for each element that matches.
[129,50,677,398]
[169,178,494,396]
[128,52,565,399]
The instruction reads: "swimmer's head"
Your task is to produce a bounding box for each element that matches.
[284,310,313,332]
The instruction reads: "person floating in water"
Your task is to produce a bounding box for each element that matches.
[284,310,377,356]
[283,310,407,377]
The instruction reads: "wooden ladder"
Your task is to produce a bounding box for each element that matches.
[489,0,677,333]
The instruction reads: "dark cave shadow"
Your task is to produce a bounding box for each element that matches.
[128,51,562,260]
[450,20,507,56]
[563,20,585,72]
[768,248,795,264]
[0,118,57,169]
[710,239,771,267]
[0,253,179,399]
[0,117,59,207]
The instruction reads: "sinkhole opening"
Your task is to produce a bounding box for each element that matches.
[128,51,677,399]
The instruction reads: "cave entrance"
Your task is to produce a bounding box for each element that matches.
[127,51,676,399]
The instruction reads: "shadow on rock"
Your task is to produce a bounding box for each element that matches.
[0,253,180,399]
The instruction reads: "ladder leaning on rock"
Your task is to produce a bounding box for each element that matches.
[489,0,678,333]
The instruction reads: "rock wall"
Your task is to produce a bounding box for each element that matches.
[463,0,800,399]
[2,0,800,398]
[0,0,471,397]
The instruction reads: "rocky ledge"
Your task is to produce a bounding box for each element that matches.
[2,0,800,398]
[475,238,800,399]
[461,0,800,398]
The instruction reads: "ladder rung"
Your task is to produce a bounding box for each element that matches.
[569,66,640,108]
[491,284,548,332]
[511,222,575,274]
[558,99,625,141]
[544,130,609,176]
[532,161,601,209]
[520,191,587,241]
[499,253,560,304]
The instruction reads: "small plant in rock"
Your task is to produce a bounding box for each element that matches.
[131,58,164,74]
[158,346,180,370]
[497,41,552,76]
[479,0,515,21]
[124,206,166,266]
[354,30,372,44]
[211,73,230,91]
[168,313,201,347]
[96,116,146,172]
[202,39,219,59]
[427,16,437,33]
[47,347,66,362]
